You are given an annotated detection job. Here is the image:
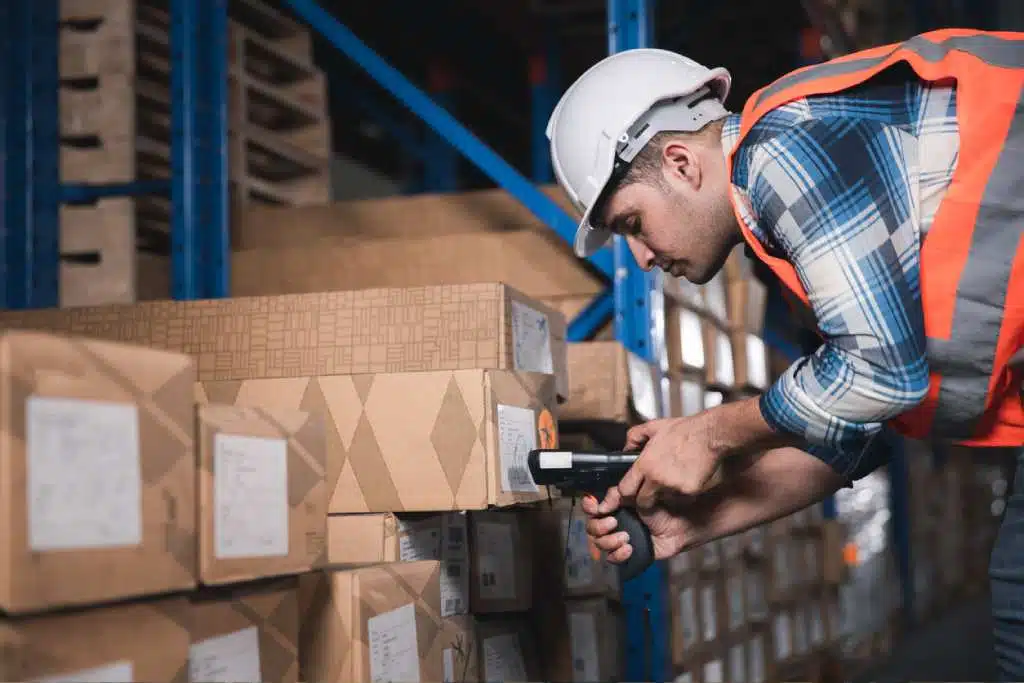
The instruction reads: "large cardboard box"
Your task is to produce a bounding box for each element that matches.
[198,404,327,585]
[469,510,533,614]
[196,369,559,513]
[475,615,544,683]
[0,331,196,614]
[0,282,570,400]
[540,294,615,341]
[326,512,471,618]
[189,578,300,683]
[298,560,449,683]
[534,597,624,683]
[558,341,659,423]
[441,614,481,683]
[232,229,606,301]
[0,596,190,682]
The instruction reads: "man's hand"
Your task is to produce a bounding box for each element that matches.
[581,490,690,562]
[618,414,724,509]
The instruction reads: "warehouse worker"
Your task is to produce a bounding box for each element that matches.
[547,29,1024,677]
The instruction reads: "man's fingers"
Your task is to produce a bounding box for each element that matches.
[580,495,600,516]
[617,462,643,499]
[586,515,618,538]
[624,422,654,450]
[593,531,631,553]
[607,543,634,564]
[597,487,621,515]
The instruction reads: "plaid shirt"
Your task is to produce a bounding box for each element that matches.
[722,72,960,479]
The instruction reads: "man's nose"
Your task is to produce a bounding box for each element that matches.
[626,236,655,271]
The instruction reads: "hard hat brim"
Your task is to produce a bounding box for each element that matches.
[574,204,613,258]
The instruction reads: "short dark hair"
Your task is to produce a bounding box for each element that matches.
[620,118,727,189]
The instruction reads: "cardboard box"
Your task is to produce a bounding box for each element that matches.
[189,578,300,683]
[232,229,606,301]
[534,597,624,683]
[0,331,196,614]
[540,294,614,341]
[0,595,190,681]
[326,512,471,618]
[530,500,622,602]
[196,368,558,513]
[559,341,660,423]
[441,614,481,683]
[298,560,447,683]
[469,510,533,613]
[475,615,544,683]
[198,404,327,585]
[0,282,570,400]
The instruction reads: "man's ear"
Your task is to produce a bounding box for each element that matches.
[662,139,702,190]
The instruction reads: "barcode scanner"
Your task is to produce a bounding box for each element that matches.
[527,449,655,582]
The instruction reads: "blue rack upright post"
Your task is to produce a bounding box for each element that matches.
[607,1,671,682]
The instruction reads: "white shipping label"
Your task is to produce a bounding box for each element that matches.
[727,575,745,631]
[679,587,698,647]
[680,378,704,417]
[443,512,469,559]
[496,404,539,493]
[746,335,768,388]
[674,673,694,683]
[398,518,443,561]
[568,612,600,683]
[33,661,134,683]
[189,626,262,683]
[729,644,747,683]
[749,636,766,683]
[510,300,554,374]
[368,603,420,683]
[27,397,142,552]
[701,585,718,642]
[562,516,595,588]
[483,634,528,683]
[441,559,469,617]
[443,648,455,683]
[704,659,724,683]
[626,352,658,421]
[714,331,735,386]
[773,612,792,661]
[476,521,517,601]
[213,433,290,559]
[679,311,706,369]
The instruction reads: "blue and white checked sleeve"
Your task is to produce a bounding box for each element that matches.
[743,116,931,477]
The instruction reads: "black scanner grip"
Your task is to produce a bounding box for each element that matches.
[612,508,655,581]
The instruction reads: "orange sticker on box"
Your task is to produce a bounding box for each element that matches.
[537,408,557,449]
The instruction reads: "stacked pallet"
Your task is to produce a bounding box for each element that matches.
[58,0,332,307]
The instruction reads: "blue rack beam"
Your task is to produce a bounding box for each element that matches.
[607,1,670,682]
[280,0,615,281]
[3,0,61,310]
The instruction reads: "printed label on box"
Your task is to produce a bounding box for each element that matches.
[443,512,469,559]
[704,659,724,683]
[626,352,658,421]
[496,404,539,493]
[368,603,420,683]
[562,516,595,588]
[213,433,290,559]
[398,518,443,561]
[27,397,142,552]
[34,661,134,683]
[441,559,469,617]
[476,521,517,601]
[511,300,554,375]
[483,634,527,683]
[443,648,455,683]
[568,612,600,683]
[189,626,262,683]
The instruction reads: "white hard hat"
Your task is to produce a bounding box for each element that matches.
[546,49,732,257]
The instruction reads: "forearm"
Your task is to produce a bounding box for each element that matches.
[678,446,847,550]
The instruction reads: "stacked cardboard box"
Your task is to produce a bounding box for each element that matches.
[58,0,332,307]
[0,330,330,681]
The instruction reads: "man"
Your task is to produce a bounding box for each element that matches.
[545,29,1024,677]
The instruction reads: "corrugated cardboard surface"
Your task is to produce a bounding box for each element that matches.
[235,184,576,249]
[558,341,659,423]
[474,615,543,683]
[539,294,615,341]
[468,510,532,614]
[326,513,400,565]
[0,595,191,682]
[441,614,480,683]
[0,331,196,614]
[530,500,621,602]
[0,283,570,399]
[189,578,300,683]
[232,229,605,301]
[197,404,327,585]
[197,369,558,513]
[533,597,624,683]
[298,560,445,683]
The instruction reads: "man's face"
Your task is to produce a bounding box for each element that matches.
[596,138,739,284]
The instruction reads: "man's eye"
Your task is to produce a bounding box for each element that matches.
[627,218,642,235]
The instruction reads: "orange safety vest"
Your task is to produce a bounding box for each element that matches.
[727,29,1024,447]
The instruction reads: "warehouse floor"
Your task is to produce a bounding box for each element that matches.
[851,594,998,682]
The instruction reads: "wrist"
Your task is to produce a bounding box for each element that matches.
[706,395,796,457]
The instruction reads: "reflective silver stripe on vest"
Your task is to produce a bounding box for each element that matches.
[929,81,1024,437]
[754,32,1024,439]
[754,34,1024,109]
